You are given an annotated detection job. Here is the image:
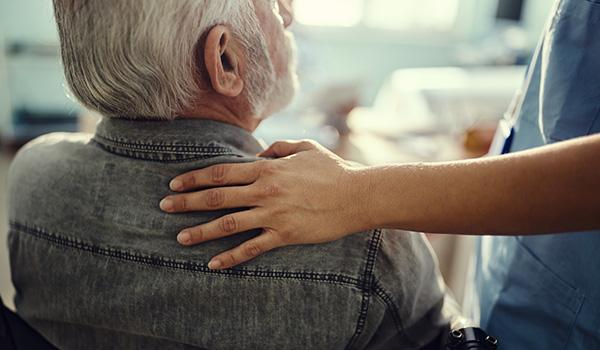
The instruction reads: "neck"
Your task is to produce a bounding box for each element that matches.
[180,97,261,132]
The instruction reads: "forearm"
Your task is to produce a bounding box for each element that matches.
[161,136,600,268]
[359,134,600,235]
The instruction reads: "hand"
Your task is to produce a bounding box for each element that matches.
[160,140,370,270]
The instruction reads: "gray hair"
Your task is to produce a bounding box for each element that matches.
[52,0,275,119]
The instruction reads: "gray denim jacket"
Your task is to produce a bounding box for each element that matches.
[8,118,456,350]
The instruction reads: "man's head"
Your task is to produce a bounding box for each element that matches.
[52,0,298,124]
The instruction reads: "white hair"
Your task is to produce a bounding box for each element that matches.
[52,0,276,119]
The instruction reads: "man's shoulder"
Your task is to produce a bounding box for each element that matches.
[18,131,92,150]
[11,132,94,170]
[8,132,96,212]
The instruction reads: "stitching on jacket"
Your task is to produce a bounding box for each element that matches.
[92,135,234,153]
[373,280,406,335]
[90,139,241,163]
[373,280,421,348]
[10,221,362,287]
[345,229,383,350]
[94,134,233,153]
[97,141,233,155]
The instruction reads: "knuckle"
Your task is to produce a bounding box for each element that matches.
[190,227,204,242]
[183,175,196,188]
[279,231,292,243]
[271,203,287,216]
[272,227,291,244]
[211,164,227,184]
[300,139,319,149]
[273,143,285,152]
[220,215,237,233]
[177,197,187,211]
[258,161,277,176]
[227,253,237,266]
[263,183,281,197]
[206,189,225,208]
[243,242,262,258]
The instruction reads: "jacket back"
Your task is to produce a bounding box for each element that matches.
[8,118,454,349]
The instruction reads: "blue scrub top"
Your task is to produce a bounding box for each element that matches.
[469,0,600,348]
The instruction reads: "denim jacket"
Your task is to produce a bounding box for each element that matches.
[8,118,456,349]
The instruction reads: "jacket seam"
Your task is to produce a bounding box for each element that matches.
[372,281,403,334]
[372,281,421,348]
[92,134,241,159]
[91,140,241,163]
[94,134,233,153]
[345,229,383,350]
[96,141,234,155]
[9,221,362,287]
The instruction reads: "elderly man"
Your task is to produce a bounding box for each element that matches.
[7,1,459,349]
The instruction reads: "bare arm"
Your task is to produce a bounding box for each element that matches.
[363,133,600,235]
[160,134,600,269]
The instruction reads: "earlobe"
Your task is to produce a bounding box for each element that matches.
[204,25,244,97]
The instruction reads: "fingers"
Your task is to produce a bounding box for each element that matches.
[177,209,267,246]
[169,162,263,192]
[160,186,256,213]
[207,231,281,270]
[258,139,319,158]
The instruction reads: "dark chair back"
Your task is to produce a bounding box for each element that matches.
[0,297,57,350]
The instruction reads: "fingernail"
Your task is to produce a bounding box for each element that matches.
[208,259,222,270]
[177,231,191,245]
[170,179,183,191]
[160,198,174,212]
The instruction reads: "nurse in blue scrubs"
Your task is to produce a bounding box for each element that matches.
[161,0,600,347]
[468,0,600,348]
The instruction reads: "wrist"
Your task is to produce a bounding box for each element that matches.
[346,166,380,232]
[357,164,417,232]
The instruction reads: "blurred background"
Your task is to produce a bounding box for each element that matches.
[0,0,555,310]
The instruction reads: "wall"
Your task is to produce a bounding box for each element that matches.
[522,0,555,42]
[0,0,557,133]
[0,0,58,42]
[0,0,75,139]
[0,35,11,135]
[293,0,555,104]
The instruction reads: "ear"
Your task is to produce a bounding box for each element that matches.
[204,25,244,97]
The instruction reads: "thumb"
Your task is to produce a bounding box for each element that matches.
[258,140,318,158]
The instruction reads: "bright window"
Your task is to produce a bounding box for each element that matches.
[294,0,460,31]
[294,0,363,27]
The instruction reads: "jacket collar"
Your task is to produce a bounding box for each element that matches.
[93,117,264,160]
